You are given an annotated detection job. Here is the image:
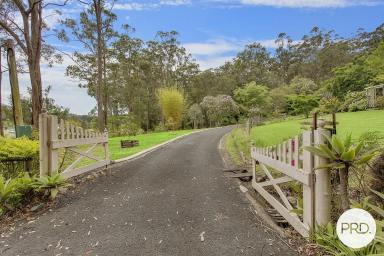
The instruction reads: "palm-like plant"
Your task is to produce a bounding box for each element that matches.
[0,176,21,215]
[33,174,68,200]
[304,134,376,211]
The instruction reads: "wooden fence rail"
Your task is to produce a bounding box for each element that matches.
[39,113,110,179]
[251,121,331,237]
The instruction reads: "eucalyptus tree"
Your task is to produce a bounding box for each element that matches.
[0,0,63,128]
[60,0,117,130]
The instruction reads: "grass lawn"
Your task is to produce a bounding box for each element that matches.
[226,109,384,165]
[108,130,195,160]
[251,109,384,147]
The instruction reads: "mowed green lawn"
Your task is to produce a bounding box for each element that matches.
[108,130,195,160]
[251,110,384,146]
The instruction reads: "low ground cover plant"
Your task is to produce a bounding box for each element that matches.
[0,173,68,217]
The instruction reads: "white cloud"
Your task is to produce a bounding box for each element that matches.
[196,56,234,70]
[113,2,158,10]
[184,37,301,70]
[184,39,241,55]
[111,0,192,10]
[160,0,192,5]
[239,0,381,8]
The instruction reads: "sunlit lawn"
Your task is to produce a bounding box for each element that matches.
[108,130,195,160]
[251,109,384,146]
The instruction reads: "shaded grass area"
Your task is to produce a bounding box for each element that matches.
[251,110,384,147]
[225,127,251,165]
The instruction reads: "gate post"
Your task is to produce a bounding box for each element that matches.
[302,131,315,234]
[47,115,59,175]
[39,112,49,177]
[313,120,331,226]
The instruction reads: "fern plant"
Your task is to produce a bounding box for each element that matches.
[0,176,22,215]
[304,134,376,211]
[33,174,68,200]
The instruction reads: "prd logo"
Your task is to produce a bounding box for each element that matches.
[336,208,376,249]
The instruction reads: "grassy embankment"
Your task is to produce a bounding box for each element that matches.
[226,110,384,165]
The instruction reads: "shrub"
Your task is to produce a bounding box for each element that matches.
[285,94,319,118]
[0,175,22,215]
[0,137,39,160]
[108,115,142,137]
[340,91,368,112]
[33,173,69,200]
[187,104,204,129]
[371,152,384,194]
[158,87,185,130]
[319,97,341,114]
[377,96,384,109]
[0,173,68,216]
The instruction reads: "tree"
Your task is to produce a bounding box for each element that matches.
[288,76,318,95]
[200,95,238,127]
[325,41,384,98]
[0,0,63,128]
[286,94,318,118]
[60,1,117,131]
[157,87,185,130]
[234,81,271,114]
[187,103,203,129]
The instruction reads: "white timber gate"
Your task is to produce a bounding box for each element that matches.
[39,112,110,179]
[251,122,331,237]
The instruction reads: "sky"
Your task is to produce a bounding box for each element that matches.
[3,0,384,114]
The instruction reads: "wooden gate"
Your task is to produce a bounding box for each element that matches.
[39,113,110,179]
[251,124,331,237]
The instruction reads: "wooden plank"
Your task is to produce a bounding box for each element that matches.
[287,139,293,166]
[294,136,300,168]
[282,142,287,164]
[62,144,98,173]
[259,175,293,187]
[260,163,293,210]
[67,147,102,161]
[51,137,108,149]
[302,130,315,234]
[252,152,311,185]
[60,119,65,140]
[66,122,71,139]
[47,115,59,175]
[61,160,110,179]
[39,113,49,177]
[252,180,309,237]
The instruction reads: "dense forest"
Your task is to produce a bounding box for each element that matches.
[1,1,384,135]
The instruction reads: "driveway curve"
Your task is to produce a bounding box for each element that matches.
[1,127,296,256]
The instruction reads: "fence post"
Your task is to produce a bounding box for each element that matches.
[47,115,59,175]
[302,131,315,236]
[39,112,49,177]
[104,128,110,164]
[313,120,331,226]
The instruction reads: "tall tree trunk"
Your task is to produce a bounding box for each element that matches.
[102,51,108,129]
[94,0,105,131]
[30,0,43,128]
[339,167,350,211]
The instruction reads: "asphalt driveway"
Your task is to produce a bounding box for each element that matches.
[0,127,295,256]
